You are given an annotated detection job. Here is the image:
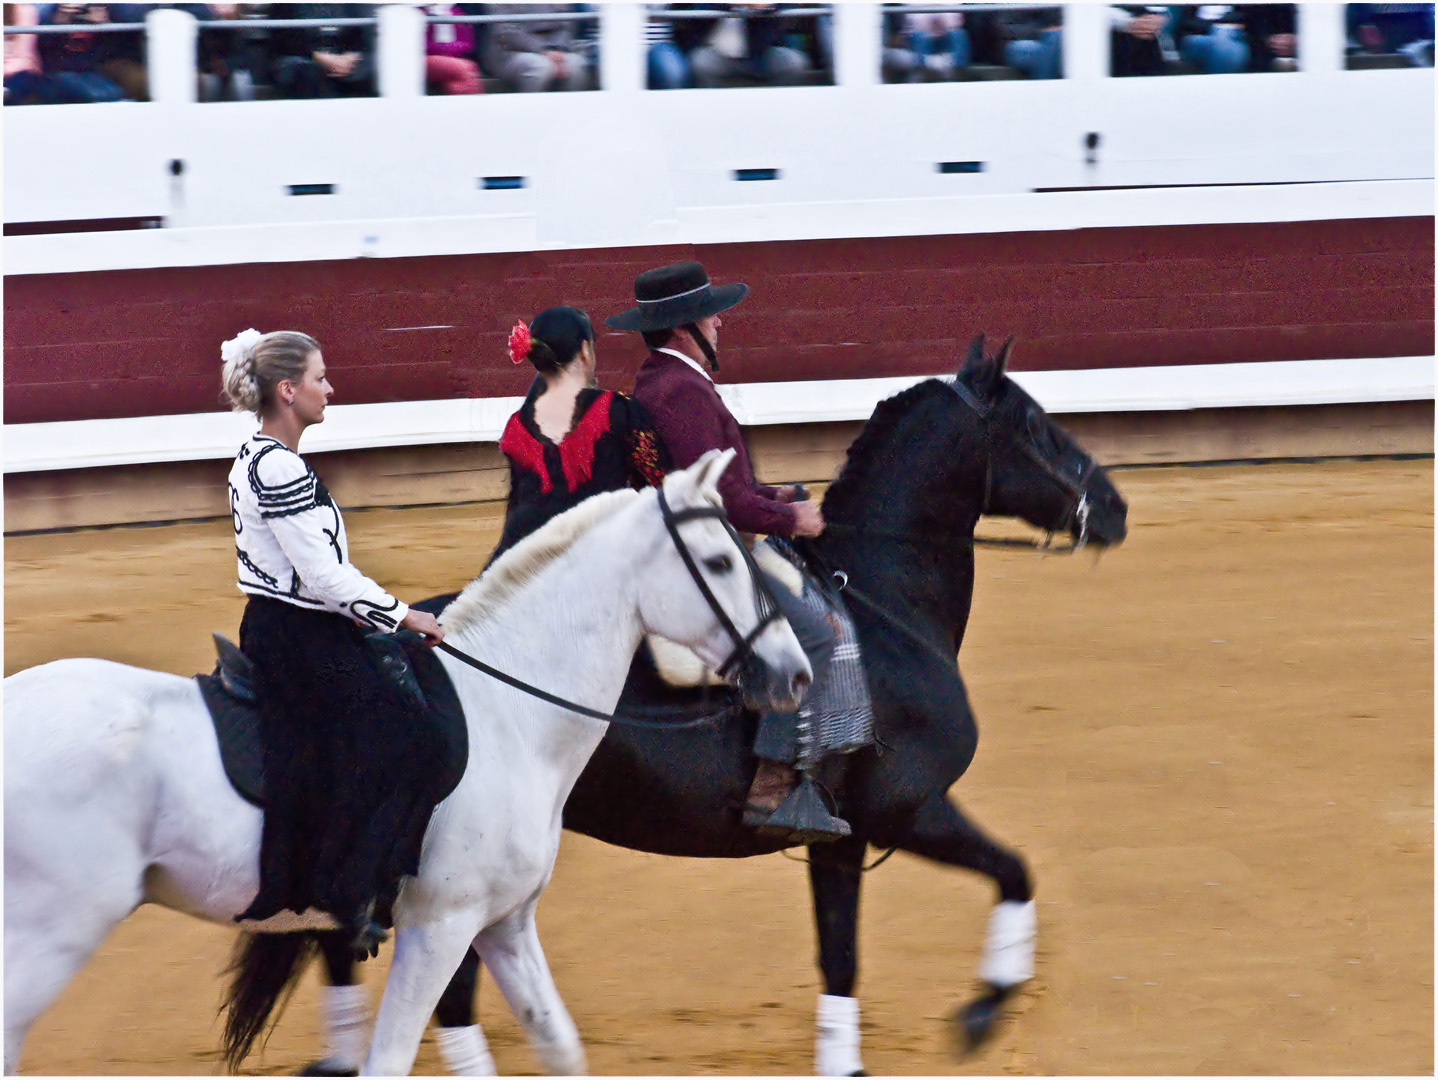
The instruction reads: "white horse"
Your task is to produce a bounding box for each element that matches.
[4,449,811,1076]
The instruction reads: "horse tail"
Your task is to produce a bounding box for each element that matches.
[221,930,320,1070]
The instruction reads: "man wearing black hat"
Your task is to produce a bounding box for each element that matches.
[607,260,850,842]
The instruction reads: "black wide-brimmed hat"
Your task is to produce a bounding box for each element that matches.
[605,261,748,333]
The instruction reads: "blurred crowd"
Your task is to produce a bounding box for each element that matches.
[4,3,1433,105]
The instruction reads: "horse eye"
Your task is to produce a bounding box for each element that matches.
[703,554,734,574]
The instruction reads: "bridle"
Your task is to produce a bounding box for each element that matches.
[946,376,1097,554]
[436,485,782,726]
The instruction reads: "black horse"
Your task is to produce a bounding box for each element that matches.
[310,336,1129,1075]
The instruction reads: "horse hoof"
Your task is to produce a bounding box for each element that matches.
[955,984,1011,1053]
[296,1061,358,1077]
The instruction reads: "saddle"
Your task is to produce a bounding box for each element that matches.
[196,631,468,810]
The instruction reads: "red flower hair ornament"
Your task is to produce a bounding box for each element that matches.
[508,320,532,365]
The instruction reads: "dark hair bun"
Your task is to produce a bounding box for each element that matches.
[527,337,561,374]
[526,305,594,374]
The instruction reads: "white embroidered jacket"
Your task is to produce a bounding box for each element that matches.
[228,435,408,632]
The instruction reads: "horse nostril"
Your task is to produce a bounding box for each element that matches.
[790,671,811,698]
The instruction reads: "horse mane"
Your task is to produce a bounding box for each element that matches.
[440,488,643,633]
[822,378,953,520]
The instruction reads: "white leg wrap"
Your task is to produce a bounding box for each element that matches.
[978,900,1036,988]
[434,1025,497,1076]
[534,1038,587,1076]
[815,994,863,1076]
[320,983,371,1073]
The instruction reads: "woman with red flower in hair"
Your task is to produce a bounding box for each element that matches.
[492,305,669,564]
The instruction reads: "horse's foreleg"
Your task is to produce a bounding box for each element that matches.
[432,950,488,1074]
[475,901,585,1076]
[360,914,481,1077]
[891,793,1035,1049]
[314,932,485,1076]
[808,833,868,1077]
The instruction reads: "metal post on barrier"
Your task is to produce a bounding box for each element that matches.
[599,3,643,94]
[833,3,879,87]
[1298,3,1345,74]
[147,7,197,105]
[379,4,425,99]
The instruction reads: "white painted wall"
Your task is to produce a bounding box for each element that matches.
[3,4,1432,275]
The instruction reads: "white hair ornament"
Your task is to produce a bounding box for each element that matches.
[221,328,264,371]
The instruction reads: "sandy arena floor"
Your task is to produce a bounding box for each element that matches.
[3,459,1432,1075]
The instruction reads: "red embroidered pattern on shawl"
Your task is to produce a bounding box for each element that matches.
[560,391,614,491]
[499,412,552,494]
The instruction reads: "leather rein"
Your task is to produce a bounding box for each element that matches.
[437,486,780,729]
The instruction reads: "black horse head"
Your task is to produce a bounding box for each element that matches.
[955,334,1128,548]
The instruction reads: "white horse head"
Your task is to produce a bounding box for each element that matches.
[638,448,811,713]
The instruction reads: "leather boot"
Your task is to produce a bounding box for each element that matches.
[742,762,851,843]
[742,759,796,819]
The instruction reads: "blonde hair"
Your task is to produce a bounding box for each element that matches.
[220,329,320,415]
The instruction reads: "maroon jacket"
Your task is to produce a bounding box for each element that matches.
[633,350,797,536]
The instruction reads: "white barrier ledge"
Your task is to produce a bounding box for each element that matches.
[3,356,1431,474]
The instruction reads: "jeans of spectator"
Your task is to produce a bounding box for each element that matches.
[493,50,590,92]
[647,41,690,89]
[1005,28,1062,80]
[35,70,126,103]
[426,54,482,94]
[1180,24,1249,74]
[271,55,374,99]
[199,68,256,102]
[910,27,971,74]
[690,44,809,87]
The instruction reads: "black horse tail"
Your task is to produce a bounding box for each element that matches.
[221,930,320,1070]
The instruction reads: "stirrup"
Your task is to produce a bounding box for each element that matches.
[744,774,851,844]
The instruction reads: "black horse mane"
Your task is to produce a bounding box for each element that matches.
[822,378,956,521]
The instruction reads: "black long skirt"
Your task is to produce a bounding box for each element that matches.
[237,596,445,926]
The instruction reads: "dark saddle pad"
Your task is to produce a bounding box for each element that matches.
[196,632,468,810]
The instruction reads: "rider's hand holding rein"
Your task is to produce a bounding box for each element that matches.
[401,609,444,647]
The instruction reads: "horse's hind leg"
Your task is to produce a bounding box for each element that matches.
[475,900,585,1076]
[361,914,482,1077]
[808,833,868,1076]
[887,793,1035,1049]
[4,866,141,1074]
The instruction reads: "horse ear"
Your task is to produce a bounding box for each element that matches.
[996,336,1015,377]
[665,448,735,509]
[957,334,986,382]
[692,447,736,505]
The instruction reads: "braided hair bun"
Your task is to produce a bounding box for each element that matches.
[220,328,265,414]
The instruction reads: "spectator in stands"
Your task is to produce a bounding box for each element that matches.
[1238,3,1296,71]
[684,3,817,88]
[1348,3,1434,66]
[100,2,149,99]
[4,3,45,104]
[267,2,376,99]
[994,6,1062,79]
[424,3,483,94]
[1172,5,1250,75]
[1109,5,1174,76]
[35,4,127,102]
[883,9,970,83]
[188,3,258,102]
[480,4,593,93]
[646,6,690,88]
